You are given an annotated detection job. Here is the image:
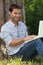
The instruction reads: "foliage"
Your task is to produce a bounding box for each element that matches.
[24,0,43,34]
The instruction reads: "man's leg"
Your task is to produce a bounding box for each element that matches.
[15,41,37,60]
[35,39,43,57]
[30,39,43,57]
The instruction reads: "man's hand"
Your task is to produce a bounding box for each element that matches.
[24,35,37,41]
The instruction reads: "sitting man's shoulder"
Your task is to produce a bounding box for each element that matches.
[19,21,27,28]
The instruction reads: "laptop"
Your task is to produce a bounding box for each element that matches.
[25,20,43,43]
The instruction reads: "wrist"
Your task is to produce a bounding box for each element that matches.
[23,37,26,42]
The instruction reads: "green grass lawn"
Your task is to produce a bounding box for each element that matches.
[0,56,43,65]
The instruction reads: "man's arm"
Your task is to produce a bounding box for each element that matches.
[9,35,36,47]
[9,38,25,47]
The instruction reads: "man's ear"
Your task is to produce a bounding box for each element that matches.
[9,11,11,15]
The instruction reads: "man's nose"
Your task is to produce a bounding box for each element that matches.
[16,14,20,16]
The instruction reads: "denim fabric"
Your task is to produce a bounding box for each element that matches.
[36,39,43,56]
[13,39,43,60]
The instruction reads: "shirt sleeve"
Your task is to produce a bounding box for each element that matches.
[1,31,12,45]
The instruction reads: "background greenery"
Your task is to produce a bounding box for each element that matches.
[24,0,43,35]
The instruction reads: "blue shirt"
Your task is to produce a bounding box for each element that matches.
[1,20,28,55]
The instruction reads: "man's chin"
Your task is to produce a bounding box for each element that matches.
[14,20,19,22]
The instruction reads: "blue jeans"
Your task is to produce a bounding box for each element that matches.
[12,39,43,60]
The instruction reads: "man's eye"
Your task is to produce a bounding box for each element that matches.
[18,13,21,15]
[14,12,21,15]
[14,12,17,14]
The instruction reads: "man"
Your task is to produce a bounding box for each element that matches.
[1,4,43,60]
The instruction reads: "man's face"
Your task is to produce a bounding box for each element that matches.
[9,8,21,22]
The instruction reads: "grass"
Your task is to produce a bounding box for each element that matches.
[0,55,43,65]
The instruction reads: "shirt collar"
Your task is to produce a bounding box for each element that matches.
[9,20,21,27]
[9,20,15,27]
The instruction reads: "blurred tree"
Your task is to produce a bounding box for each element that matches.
[24,0,43,35]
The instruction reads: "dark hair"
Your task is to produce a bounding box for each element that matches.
[9,4,21,12]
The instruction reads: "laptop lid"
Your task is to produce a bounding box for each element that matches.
[38,21,43,38]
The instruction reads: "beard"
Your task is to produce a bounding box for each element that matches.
[13,17,20,22]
